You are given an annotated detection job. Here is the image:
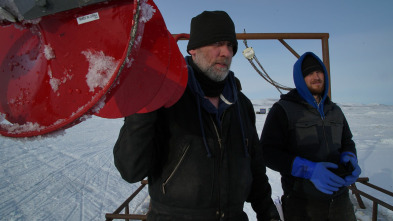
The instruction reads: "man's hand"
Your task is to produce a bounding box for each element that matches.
[291,157,345,194]
[340,152,361,186]
[309,162,345,194]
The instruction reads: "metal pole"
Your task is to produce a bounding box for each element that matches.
[278,39,300,58]
[349,183,366,209]
[174,33,329,40]
[235,33,329,40]
[321,36,331,99]
[372,202,378,221]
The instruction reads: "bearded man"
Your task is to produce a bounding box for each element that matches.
[113,10,280,221]
[260,52,361,221]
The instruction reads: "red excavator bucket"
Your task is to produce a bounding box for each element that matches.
[0,0,187,137]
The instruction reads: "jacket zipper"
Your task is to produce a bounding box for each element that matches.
[212,122,222,149]
[211,114,224,218]
[212,112,225,148]
[316,102,330,157]
[162,144,190,194]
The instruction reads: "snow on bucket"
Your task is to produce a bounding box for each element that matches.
[0,0,187,137]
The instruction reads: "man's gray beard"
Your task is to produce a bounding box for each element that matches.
[193,54,230,82]
[203,66,230,82]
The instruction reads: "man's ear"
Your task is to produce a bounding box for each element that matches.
[188,49,196,56]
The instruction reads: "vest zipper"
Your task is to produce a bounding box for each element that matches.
[322,119,330,156]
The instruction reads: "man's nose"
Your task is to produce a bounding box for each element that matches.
[219,45,233,57]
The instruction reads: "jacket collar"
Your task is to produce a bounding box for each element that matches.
[185,56,238,115]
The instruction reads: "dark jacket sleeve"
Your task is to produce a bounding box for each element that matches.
[241,95,280,220]
[113,111,158,183]
[260,103,295,175]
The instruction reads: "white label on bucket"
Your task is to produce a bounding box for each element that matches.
[77,12,100,25]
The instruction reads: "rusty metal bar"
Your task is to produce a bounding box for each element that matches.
[348,177,393,221]
[105,214,147,220]
[236,33,329,40]
[373,202,378,221]
[125,206,129,221]
[106,180,148,221]
[348,187,393,219]
[174,33,330,40]
[359,180,393,197]
[350,183,366,209]
[357,177,369,182]
[278,39,300,58]
[173,32,332,99]
[321,36,331,98]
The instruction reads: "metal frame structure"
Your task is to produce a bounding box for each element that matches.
[174,33,331,98]
[349,177,393,221]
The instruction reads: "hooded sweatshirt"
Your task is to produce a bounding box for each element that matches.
[293,52,329,119]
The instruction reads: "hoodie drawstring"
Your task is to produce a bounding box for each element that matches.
[196,95,249,158]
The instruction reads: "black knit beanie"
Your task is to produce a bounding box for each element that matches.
[187,11,238,56]
[302,54,323,77]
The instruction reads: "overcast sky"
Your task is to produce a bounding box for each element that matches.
[154,0,393,105]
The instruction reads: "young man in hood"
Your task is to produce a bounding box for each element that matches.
[113,10,280,221]
[260,52,361,221]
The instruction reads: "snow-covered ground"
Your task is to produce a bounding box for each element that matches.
[1,99,392,221]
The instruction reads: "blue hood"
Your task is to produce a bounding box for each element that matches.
[293,52,329,118]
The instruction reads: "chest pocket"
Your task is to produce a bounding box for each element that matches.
[294,121,319,147]
[326,120,343,145]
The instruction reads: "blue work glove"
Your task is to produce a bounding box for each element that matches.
[291,157,346,194]
[340,152,361,186]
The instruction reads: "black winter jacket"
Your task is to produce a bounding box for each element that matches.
[260,89,356,200]
[113,56,279,221]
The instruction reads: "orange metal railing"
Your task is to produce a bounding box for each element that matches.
[105,180,149,221]
[349,177,393,221]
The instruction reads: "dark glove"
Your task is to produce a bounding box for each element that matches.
[291,157,345,194]
[340,152,361,186]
